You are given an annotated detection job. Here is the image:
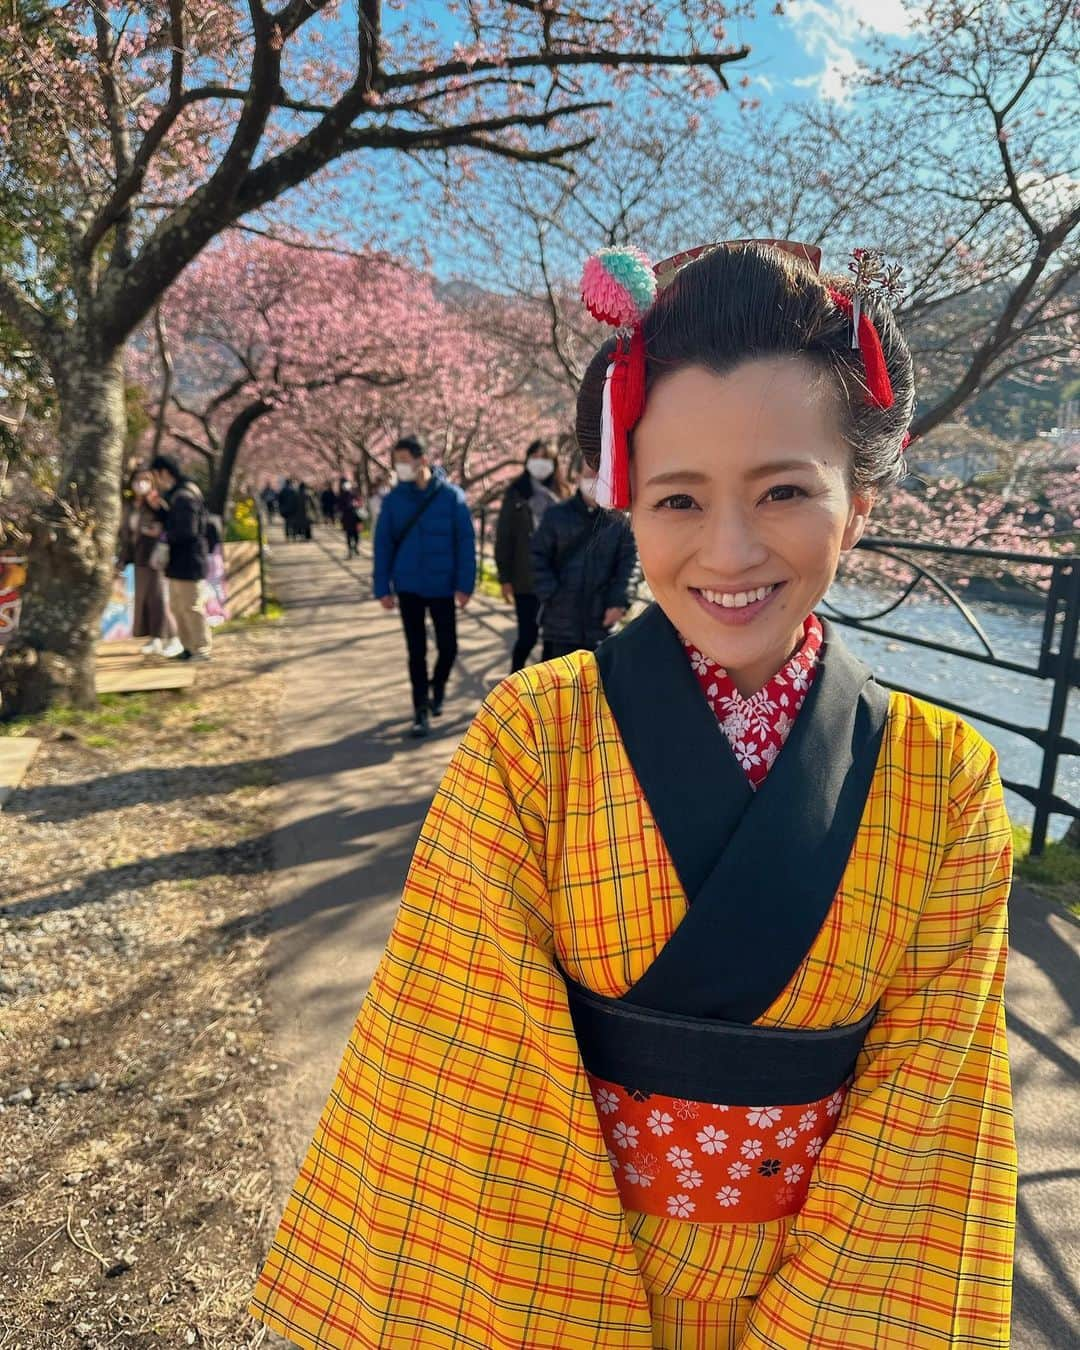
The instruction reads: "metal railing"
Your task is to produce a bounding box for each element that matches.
[827,536,1080,856]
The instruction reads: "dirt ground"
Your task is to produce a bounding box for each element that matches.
[0,620,283,1349]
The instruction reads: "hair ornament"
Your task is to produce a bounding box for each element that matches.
[827,287,896,411]
[580,245,656,509]
[580,246,657,327]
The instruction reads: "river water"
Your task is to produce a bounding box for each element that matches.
[822,579,1078,840]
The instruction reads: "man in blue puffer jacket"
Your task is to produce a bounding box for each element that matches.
[374,436,477,737]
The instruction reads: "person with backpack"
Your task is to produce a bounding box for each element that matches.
[147,453,213,661]
[373,435,476,738]
[530,469,638,659]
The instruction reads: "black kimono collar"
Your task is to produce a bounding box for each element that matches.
[594,603,890,1022]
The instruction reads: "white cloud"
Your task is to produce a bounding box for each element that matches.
[783,0,922,102]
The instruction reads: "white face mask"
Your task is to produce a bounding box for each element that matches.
[394,460,418,484]
[578,476,598,503]
[133,479,151,496]
[527,457,555,481]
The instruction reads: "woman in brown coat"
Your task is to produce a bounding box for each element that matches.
[117,468,181,656]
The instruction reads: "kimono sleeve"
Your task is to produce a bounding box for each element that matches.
[742,727,1016,1350]
[250,678,652,1350]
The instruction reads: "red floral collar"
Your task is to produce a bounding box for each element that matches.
[682,615,824,790]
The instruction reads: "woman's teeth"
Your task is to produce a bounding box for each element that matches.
[698,584,776,610]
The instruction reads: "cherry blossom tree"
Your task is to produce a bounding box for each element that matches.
[135,237,441,514]
[448,1,1077,449]
[0,1,752,715]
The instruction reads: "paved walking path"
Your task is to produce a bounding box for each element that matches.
[262,533,1078,1348]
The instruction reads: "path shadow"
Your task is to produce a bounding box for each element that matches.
[3,794,430,922]
[1008,882,1080,1025]
[7,719,408,826]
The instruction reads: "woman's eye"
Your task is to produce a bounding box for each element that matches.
[763,484,806,503]
[655,493,699,511]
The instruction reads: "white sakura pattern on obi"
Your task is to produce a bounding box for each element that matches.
[676,1167,703,1189]
[667,1194,696,1218]
[784,1163,806,1184]
[666,1146,694,1168]
[647,1109,675,1136]
[715,1185,741,1207]
[696,1124,729,1155]
[594,1087,619,1115]
[746,1106,782,1128]
[775,1127,799,1149]
[740,1137,764,1159]
[826,1090,844,1117]
[612,1121,639,1149]
[805,1136,824,1158]
[727,1160,751,1180]
[798,1109,818,1132]
[623,1159,654,1187]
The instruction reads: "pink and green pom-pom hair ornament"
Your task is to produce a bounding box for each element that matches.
[579,246,658,509]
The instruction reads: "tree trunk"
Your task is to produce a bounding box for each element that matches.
[205,399,271,517]
[0,345,127,718]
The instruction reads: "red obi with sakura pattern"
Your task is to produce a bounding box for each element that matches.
[588,1072,848,1224]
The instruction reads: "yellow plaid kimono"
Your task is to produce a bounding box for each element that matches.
[252,649,1015,1349]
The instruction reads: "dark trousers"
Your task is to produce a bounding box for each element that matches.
[398,592,458,713]
[511,592,540,672]
[344,524,360,555]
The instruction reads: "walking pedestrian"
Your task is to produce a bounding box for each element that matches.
[147,453,212,661]
[494,437,569,671]
[254,239,1015,1350]
[373,436,476,737]
[292,482,314,540]
[260,482,278,521]
[530,470,637,659]
[277,478,299,540]
[338,479,363,558]
[116,467,182,657]
[320,483,338,525]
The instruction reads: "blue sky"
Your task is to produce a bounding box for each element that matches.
[724,0,918,104]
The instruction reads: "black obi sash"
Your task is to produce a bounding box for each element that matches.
[563,604,890,1105]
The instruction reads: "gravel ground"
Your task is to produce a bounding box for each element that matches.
[0,621,283,1349]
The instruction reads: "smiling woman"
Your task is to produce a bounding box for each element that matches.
[252,243,1015,1350]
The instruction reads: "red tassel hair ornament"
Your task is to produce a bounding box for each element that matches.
[827,288,895,410]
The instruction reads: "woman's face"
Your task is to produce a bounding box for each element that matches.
[630,357,872,695]
[132,475,152,498]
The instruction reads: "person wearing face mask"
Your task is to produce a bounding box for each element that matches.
[373,435,477,737]
[529,464,638,660]
[494,438,570,672]
[116,467,182,657]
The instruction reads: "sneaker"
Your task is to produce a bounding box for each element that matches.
[429,688,445,717]
[189,651,212,662]
[409,710,431,738]
[161,637,184,658]
[141,638,163,656]
[170,648,193,661]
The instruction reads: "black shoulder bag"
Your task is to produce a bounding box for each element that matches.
[389,481,444,572]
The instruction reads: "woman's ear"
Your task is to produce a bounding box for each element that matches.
[841,489,874,552]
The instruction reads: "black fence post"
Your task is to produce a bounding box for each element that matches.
[478,507,486,577]
[1031,560,1080,856]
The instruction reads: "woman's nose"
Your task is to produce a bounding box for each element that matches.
[694,506,770,576]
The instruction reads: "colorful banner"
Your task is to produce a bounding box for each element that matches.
[101,565,136,641]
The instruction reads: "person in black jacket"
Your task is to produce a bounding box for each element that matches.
[529,471,638,659]
[494,438,569,672]
[148,454,212,661]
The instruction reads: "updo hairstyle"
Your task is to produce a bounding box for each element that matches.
[575,243,914,495]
